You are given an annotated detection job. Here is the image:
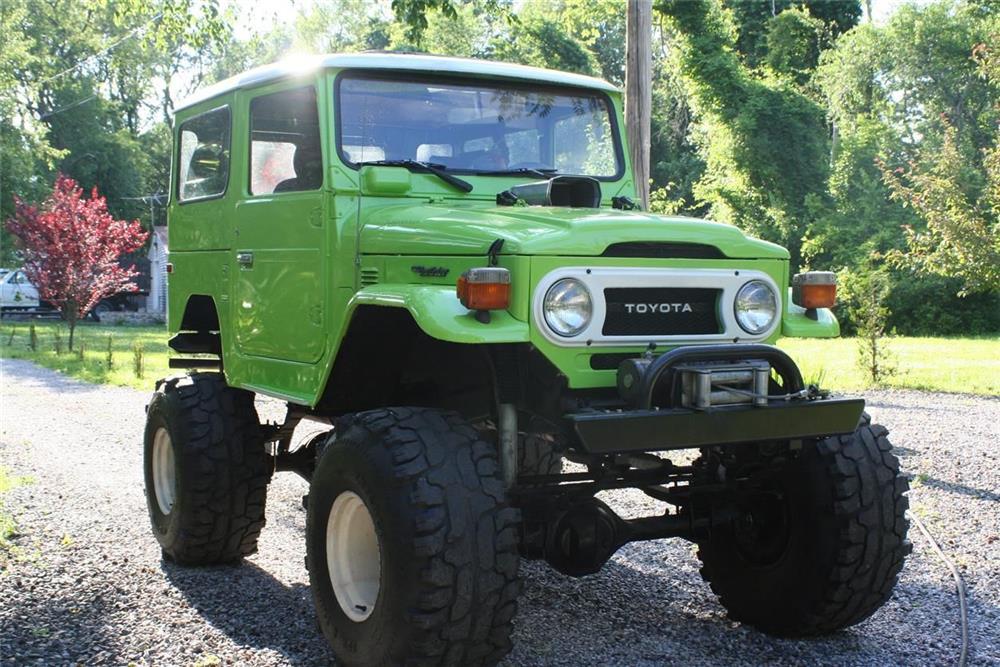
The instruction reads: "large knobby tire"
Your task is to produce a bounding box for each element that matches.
[519,431,564,476]
[143,373,270,565]
[306,407,521,667]
[697,413,911,636]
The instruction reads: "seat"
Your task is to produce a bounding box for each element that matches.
[273,142,322,193]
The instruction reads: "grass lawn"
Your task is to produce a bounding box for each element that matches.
[1,319,997,396]
[1,319,168,391]
[0,466,30,559]
[778,336,999,395]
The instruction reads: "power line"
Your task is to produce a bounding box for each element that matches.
[39,94,97,119]
[38,11,164,86]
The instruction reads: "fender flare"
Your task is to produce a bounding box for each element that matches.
[341,284,530,344]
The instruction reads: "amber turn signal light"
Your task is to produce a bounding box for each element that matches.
[457,267,511,311]
[792,271,837,309]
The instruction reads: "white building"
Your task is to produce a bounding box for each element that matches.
[147,226,168,314]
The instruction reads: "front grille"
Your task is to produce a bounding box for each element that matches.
[602,241,726,259]
[602,287,721,336]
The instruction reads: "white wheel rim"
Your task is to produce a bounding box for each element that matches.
[326,490,381,622]
[152,427,176,515]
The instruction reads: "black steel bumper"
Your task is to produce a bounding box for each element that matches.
[567,398,865,453]
[567,343,864,453]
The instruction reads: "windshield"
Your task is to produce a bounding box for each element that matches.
[337,74,622,179]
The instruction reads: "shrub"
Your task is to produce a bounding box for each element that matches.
[840,268,897,385]
[132,341,144,379]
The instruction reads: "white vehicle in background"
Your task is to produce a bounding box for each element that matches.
[0,268,41,311]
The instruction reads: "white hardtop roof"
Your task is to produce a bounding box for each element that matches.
[175,52,618,112]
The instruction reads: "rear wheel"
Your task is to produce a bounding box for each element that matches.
[143,373,270,564]
[306,407,521,666]
[696,414,911,636]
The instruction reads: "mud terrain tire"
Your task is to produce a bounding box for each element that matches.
[697,413,911,636]
[519,432,564,476]
[143,373,270,564]
[307,407,521,667]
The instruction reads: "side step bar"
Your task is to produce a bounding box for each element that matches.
[168,358,222,369]
[168,331,222,355]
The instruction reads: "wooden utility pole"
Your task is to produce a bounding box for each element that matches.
[626,0,652,210]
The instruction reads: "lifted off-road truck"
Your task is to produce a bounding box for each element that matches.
[143,53,910,665]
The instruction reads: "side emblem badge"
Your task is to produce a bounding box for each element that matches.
[411,266,450,278]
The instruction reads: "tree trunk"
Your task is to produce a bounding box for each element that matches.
[626,0,653,210]
[63,301,77,351]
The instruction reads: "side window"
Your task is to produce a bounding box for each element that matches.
[250,87,322,195]
[177,107,231,202]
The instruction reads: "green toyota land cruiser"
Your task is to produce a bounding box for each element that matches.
[143,53,910,666]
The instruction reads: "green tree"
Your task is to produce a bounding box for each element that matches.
[387,2,486,58]
[490,10,597,76]
[296,0,392,53]
[0,0,61,264]
[3,0,232,236]
[389,0,512,46]
[724,0,860,68]
[882,124,1000,294]
[815,0,999,297]
[657,0,830,266]
[551,0,627,84]
[765,7,826,84]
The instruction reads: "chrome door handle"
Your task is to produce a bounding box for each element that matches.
[236,252,254,268]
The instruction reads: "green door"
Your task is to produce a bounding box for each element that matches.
[233,84,327,363]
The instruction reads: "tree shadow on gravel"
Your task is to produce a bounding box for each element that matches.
[919,475,1000,503]
[162,558,334,665]
[0,358,107,395]
[508,547,990,666]
[0,573,128,664]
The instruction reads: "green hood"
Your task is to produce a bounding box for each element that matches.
[359,203,789,259]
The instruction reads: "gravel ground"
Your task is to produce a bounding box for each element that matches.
[1,357,997,666]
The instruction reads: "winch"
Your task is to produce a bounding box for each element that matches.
[676,360,771,408]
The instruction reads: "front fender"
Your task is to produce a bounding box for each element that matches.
[781,289,840,338]
[346,284,530,344]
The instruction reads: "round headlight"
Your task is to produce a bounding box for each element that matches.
[543,279,592,337]
[734,280,778,335]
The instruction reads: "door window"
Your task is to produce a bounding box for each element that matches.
[250,87,322,195]
[177,106,231,202]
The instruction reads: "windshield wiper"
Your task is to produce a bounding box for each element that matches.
[356,159,473,193]
[478,167,559,179]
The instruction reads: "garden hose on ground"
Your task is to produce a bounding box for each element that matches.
[909,511,969,667]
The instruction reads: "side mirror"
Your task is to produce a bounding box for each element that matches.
[360,166,412,196]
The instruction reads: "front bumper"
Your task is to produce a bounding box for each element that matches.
[564,343,864,453]
[567,398,864,453]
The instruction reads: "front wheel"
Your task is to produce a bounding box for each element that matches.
[697,414,911,636]
[306,408,521,666]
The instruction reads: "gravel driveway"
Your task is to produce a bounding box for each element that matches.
[1,358,997,666]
